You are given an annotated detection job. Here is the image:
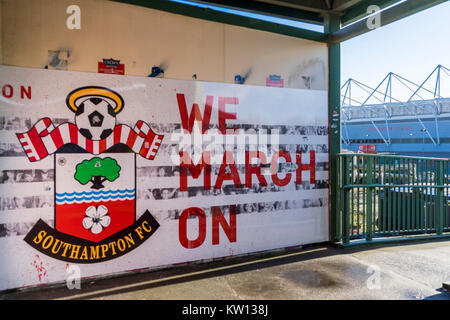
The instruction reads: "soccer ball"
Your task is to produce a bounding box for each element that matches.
[75,97,117,140]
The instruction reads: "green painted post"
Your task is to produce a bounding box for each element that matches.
[349,155,358,234]
[387,159,394,232]
[366,157,373,241]
[344,157,351,244]
[336,155,342,242]
[325,14,341,243]
[382,157,387,232]
[436,160,444,235]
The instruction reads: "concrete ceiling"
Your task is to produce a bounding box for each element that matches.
[111,0,448,42]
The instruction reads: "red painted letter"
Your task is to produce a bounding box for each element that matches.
[271,150,292,186]
[179,207,206,249]
[218,97,238,134]
[179,151,211,191]
[215,151,241,189]
[20,86,31,99]
[177,93,213,133]
[245,151,268,187]
[212,205,236,245]
[2,85,13,98]
[295,150,316,184]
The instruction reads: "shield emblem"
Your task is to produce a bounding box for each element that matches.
[55,152,135,242]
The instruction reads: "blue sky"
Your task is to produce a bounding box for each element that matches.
[341,1,450,99]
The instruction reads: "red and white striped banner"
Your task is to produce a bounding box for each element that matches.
[16,118,163,161]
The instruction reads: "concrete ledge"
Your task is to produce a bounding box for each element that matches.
[335,233,450,248]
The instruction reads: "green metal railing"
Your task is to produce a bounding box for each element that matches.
[335,153,450,245]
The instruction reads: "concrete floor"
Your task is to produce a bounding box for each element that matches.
[2,240,450,300]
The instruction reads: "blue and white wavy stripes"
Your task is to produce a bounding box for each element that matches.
[55,188,135,204]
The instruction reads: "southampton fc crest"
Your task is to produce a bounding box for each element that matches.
[17,87,163,263]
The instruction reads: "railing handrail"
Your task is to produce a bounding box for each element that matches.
[336,153,450,245]
[337,153,449,162]
[343,184,449,189]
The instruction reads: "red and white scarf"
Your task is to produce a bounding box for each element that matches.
[16,118,163,162]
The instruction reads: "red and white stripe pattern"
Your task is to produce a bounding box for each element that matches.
[16,118,163,162]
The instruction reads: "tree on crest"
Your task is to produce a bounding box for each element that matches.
[74,157,121,189]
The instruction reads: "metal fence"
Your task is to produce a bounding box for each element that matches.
[336,153,450,245]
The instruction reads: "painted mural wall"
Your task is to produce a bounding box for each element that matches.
[0,65,329,290]
[0,0,327,90]
[0,0,330,291]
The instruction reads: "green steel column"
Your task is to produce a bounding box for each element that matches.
[366,157,373,241]
[339,156,350,244]
[336,155,343,242]
[343,157,350,244]
[436,160,444,235]
[326,14,341,243]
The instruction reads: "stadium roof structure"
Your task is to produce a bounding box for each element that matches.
[110,0,448,43]
[341,64,450,146]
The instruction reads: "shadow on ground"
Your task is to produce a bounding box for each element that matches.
[2,238,450,300]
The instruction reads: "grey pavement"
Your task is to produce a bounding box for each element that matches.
[2,240,450,300]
